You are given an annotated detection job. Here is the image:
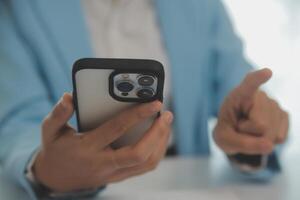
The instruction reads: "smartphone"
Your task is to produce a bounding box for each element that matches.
[72,58,164,148]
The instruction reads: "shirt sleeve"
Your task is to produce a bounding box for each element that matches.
[0,3,81,199]
[210,0,281,179]
[0,3,104,199]
[210,0,253,116]
[0,3,53,199]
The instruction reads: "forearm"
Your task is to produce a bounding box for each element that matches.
[0,108,104,199]
[0,123,41,200]
[0,96,52,199]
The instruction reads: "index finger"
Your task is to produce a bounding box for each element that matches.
[85,101,162,147]
[237,68,272,101]
[112,111,173,168]
[214,125,273,155]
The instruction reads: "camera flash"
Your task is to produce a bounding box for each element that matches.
[122,74,129,79]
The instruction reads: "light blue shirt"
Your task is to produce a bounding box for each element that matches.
[0,0,279,199]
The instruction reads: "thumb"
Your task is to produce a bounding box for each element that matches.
[237,68,272,103]
[42,93,74,142]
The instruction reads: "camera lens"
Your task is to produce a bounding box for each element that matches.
[116,81,134,93]
[136,88,155,99]
[138,75,155,86]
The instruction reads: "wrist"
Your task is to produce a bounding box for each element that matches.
[32,150,63,193]
[28,150,103,199]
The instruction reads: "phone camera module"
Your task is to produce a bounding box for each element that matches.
[136,88,155,99]
[116,81,134,93]
[112,73,158,101]
[138,75,155,86]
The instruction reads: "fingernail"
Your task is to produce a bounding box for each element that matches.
[164,112,173,124]
[60,94,68,109]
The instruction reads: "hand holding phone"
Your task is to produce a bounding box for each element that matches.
[33,93,173,193]
[32,58,172,193]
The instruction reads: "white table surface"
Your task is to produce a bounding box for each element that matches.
[1,152,299,200]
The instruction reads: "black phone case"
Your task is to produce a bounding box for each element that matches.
[72,58,165,148]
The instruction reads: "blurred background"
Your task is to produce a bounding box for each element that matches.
[212,0,300,155]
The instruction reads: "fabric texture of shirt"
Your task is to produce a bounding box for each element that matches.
[81,0,174,145]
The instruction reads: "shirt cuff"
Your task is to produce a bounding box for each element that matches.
[228,152,280,180]
[228,154,268,173]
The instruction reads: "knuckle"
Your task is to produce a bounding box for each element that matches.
[213,131,222,146]
[257,143,266,153]
[113,120,127,134]
[269,100,279,110]
[212,126,220,138]
[245,73,252,82]
[131,105,149,120]
[220,144,231,153]
[217,143,226,151]
[50,106,60,119]
[130,149,147,164]
[213,135,228,151]
[260,124,269,133]
[164,127,171,138]
[250,105,261,116]
[157,121,168,134]
[249,106,258,117]
[213,128,226,146]
[224,147,236,155]
[280,133,287,143]
[283,110,289,120]
[240,140,252,151]
[259,91,268,98]
[244,73,255,87]
[78,133,91,146]
[276,136,285,144]
[147,156,159,171]
[149,156,158,166]
[89,162,102,175]
[148,162,158,171]
[41,116,51,132]
[253,120,268,133]
[135,106,147,119]
[257,140,273,154]
[76,150,92,165]
[266,142,274,153]
[271,100,279,108]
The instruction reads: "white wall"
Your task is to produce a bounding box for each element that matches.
[222,0,300,154]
